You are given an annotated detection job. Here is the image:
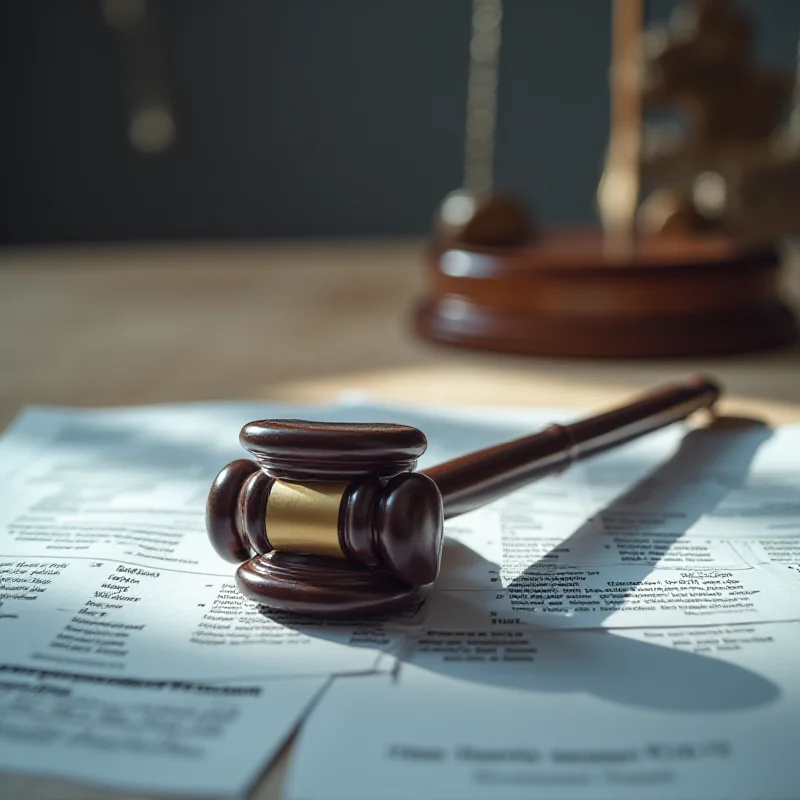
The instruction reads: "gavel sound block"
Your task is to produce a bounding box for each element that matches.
[207,375,721,618]
[417,230,797,357]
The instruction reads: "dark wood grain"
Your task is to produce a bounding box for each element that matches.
[240,419,427,479]
[206,458,258,563]
[235,552,426,618]
[339,474,383,568]
[423,373,721,518]
[376,472,444,586]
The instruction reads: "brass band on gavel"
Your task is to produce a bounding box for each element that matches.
[265,480,349,559]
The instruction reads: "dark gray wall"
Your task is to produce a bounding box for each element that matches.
[1,1,799,243]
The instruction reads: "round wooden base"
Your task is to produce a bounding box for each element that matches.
[416,229,797,358]
[236,552,427,618]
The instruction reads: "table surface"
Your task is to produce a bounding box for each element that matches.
[1,239,799,800]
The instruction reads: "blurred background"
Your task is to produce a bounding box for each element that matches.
[2,0,799,245]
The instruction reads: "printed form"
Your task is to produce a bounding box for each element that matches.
[287,411,800,800]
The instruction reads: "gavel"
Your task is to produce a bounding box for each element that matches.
[206,375,720,618]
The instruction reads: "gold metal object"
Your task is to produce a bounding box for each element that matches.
[598,0,644,249]
[266,480,348,559]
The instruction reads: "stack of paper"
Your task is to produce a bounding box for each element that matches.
[0,402,797,799]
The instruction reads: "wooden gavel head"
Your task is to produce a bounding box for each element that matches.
[206,420,445,615]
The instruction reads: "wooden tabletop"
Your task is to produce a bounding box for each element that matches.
[1,238,799,799]
[1,239,800,426]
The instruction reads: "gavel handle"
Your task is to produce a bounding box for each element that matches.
[421,374,721,520]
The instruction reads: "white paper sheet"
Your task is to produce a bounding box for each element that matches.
[288,622,799,800]
[286,412,800,800]
[0,670,328,798]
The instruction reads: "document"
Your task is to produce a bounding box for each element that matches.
[287,622,799,800]
[286,412,800,800]
[0,669,328,798]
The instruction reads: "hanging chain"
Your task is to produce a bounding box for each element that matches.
[464,0,503,196]
[791,30,800,142]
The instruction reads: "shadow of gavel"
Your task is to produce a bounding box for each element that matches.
[206,375,720,618]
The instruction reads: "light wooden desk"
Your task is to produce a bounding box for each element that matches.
[1,239,799,800]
